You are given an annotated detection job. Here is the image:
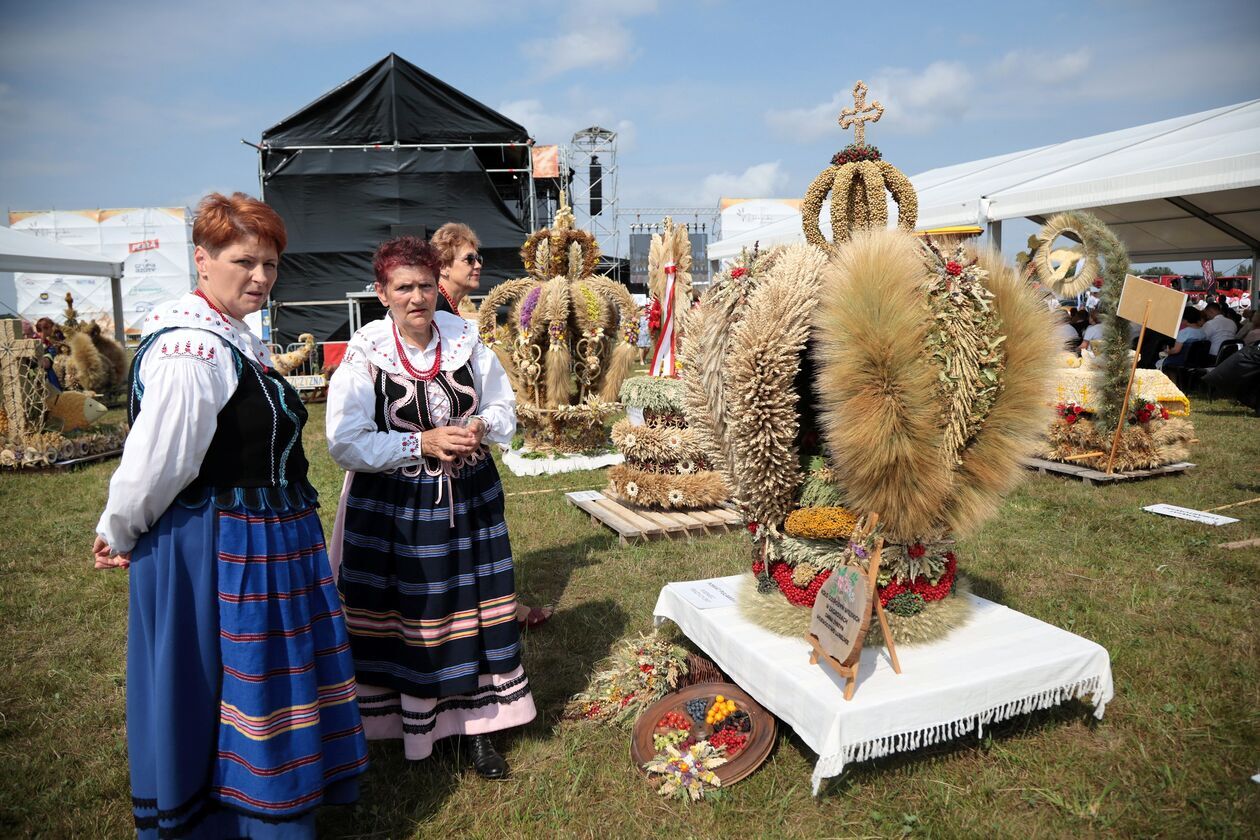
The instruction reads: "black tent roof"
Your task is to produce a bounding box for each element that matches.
[261,53,528,147]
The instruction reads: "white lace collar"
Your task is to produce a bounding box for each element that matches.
[346,310,476,375]
[141,291,273,367]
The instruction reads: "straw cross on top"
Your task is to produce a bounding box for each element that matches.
[838,80,884,146]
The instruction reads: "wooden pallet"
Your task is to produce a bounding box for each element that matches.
[1022,456,1195,486]
[565,490,743,545]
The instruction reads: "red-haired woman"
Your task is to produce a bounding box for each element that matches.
[94,193,367,838]
[326,235,534,779]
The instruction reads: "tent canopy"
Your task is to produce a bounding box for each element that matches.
[708,99,1260,273]
[259,54,533,342]
[0,225,124,277]
[262,53,528,147]
[0,226,126,342]
[914,99,1260,262]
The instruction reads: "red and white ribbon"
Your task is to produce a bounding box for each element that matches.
[650,263,677,377]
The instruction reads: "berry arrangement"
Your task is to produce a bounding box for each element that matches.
[684,697,709,723]
[708,728,748,755]
[656,711,691,732]
[717,710,751,734]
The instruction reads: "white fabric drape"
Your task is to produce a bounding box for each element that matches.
[653,575,1114,795]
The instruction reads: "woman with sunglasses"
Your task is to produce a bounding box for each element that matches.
[430,223,553,630]
[431,222,484,319]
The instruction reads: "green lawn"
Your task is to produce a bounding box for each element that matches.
[1,399,1257,838]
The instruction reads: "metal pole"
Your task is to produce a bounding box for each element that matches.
[1252,247,1259,304]
[110,270,126,345]
[986,219,1002,252]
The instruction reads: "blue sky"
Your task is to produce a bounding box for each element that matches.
[2,0,1258,267]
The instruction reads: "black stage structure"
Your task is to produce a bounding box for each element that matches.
[257,53,536,342]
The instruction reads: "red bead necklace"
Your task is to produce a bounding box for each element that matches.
[194,287,228,318]
[437,282,460,314]
[393,320,442,381]
[195,288,274,373]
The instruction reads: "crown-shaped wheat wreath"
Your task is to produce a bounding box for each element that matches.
[801,81,918,252]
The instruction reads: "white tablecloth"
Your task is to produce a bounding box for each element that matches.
[499,446,623,477]
[653,576,1114,794]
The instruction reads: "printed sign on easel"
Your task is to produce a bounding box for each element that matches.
[805,513,902,700]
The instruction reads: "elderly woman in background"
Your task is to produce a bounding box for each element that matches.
[431,221,483,319]
[94,193,367,838]
[430,221,553,630]
[327,236,535,779]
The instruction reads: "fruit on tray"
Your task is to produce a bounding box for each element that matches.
[717,709,751,733]
[705,695,737,726]
[653,729,689,751]
[657,711,691,731]
[708,728,748,755]
[684,697,709,723]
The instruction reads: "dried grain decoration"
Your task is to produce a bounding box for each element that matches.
[681,248,779,489]
[606,464,729,509]
[813,229,953,542]
[724,243,829,526]
[813,230,1056,542]
[648,218,694,323]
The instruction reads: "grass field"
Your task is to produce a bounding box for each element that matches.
[1,398,1257,838]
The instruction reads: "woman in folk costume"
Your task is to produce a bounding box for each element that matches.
[327,235,536,779]
[430,221,553,630]
[93,192,367,838]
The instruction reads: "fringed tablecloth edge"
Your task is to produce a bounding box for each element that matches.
[809,672,1114,795]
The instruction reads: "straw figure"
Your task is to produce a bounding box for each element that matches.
[1024,212,1194,470]
[49,294,127,394]
[271,333,317,376]
[478,197,638,452]
[685,81,1057,644]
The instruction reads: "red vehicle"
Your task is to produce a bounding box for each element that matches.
[1142,274,1252,301]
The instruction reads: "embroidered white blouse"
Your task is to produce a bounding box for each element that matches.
[326,310,516,473]
[95,292,274,555]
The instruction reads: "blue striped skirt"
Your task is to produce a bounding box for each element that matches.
[127,496,368,839]
[338,456,523,699]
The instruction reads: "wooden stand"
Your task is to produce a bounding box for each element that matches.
[1105,300,1150,475]
[806,513,902,701]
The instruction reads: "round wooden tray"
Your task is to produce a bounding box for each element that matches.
[630,681,777,786]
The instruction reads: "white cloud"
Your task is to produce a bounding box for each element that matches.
[521,21,636,78]
[867,61,976,134]
[766,61,975,142]
[498,98,635,150]
[693,161,789,205]
[993,48,1091,87]
[519,0,661,79]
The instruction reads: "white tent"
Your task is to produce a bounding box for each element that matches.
[0,226,126,343]
[708,99,1260,297]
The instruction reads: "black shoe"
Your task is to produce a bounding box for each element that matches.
[468,735,509,780]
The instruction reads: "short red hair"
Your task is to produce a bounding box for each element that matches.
[373,236,441,287]
[193,192,287,256]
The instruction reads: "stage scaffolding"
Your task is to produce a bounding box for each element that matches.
[569,126,619,264]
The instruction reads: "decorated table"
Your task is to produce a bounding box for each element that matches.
[653,576,1113,795]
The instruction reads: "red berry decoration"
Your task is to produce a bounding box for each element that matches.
[656,711,691,732]
[709,728,748,755]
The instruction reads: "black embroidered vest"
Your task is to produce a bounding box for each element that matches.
[129,329,314,508]
[370,361,481,475]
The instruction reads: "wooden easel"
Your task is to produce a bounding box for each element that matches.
[1104,299,1150,475]
[806,513,902,701]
